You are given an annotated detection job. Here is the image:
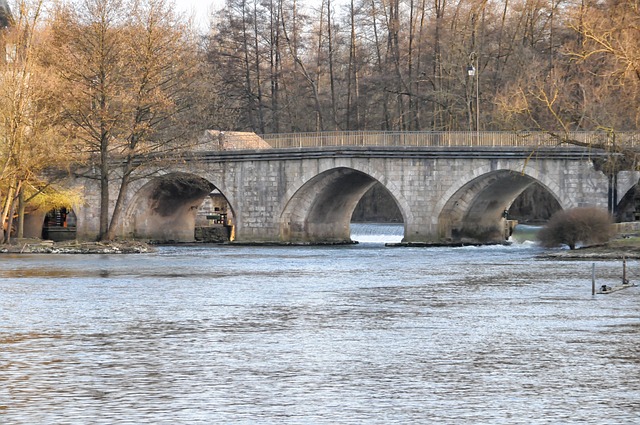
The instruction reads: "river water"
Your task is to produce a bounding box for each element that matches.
[1,224,639,424]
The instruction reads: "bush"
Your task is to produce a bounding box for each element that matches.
[537,207,614,249]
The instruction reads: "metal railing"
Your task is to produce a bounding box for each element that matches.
[260,131,640,149]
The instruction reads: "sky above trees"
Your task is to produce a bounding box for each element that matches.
[174,0,221,30]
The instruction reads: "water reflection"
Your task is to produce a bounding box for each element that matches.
[0,241,639,424]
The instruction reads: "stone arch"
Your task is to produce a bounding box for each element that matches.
[19,207,78,241]
[437,168,564,242]
[121,172,234,242]
[435,163,572,216]
[280,166,408,243]
[281,162,414,225]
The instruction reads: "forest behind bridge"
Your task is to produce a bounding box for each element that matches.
[0,0,638,242]
[209,0,639,134]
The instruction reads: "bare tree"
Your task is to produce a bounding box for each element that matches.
[0,0,71,243]
[206,0,638,135]
[49,0,203,241]
[345,0,361,129]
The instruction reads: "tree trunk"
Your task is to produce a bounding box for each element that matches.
[327,0,338,129]
[103,158,137,241]
[1,182,16,243]
[346,0,361,130]
[241,0,257,131]
[370,0,391,130]
[269,0,280,133]
[281,0,325,130]
[3,181,21,243]
[17,188,24,239]
[432,0,444,130]
[99,132,110,240]
[252,0,265,134]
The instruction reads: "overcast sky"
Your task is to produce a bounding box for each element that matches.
[174,0,223,31]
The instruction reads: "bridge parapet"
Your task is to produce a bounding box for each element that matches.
[261,131,640,149]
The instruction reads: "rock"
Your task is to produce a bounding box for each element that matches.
[0,240,155,254]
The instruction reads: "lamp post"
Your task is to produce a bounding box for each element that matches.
[467,52,479,145]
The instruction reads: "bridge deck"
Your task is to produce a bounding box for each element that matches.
[188,145,614,163]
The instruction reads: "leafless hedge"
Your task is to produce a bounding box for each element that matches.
[537,207,614,250]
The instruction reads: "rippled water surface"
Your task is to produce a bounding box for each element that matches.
[1,225,639,424]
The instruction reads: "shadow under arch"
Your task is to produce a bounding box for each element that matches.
[123,172,234,242]
[438,170,562,242]
[615,183,640,222]
[280,167,406,243]
[20,207,77,241]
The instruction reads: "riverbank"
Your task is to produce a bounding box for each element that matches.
[543,237,640,260]
[4,235,640,257]
[0,239,154,254]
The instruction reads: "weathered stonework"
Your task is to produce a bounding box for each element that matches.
[70,146,639,244]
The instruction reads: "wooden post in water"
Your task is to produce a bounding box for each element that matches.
[622,256,627,284]
[592,263,596,296]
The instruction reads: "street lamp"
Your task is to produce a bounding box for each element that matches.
[467,52,479,145]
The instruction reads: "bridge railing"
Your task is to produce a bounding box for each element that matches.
[260,131,640,149]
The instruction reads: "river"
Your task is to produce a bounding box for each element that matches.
[1,224,639,424]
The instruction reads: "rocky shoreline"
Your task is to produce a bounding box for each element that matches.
[3,238,640,258]
[0,239,154,254]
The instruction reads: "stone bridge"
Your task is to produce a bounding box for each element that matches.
[68,134,639,244]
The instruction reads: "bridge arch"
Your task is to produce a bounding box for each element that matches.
[437,167,564,242]
[280,167,408,243]
[435,163,573,213]
[121,172,235,242]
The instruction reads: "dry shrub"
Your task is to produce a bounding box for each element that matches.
[537,207,614,249]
